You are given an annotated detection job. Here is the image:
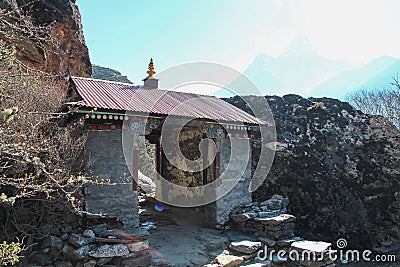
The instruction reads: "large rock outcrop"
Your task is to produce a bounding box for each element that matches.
[92,65,133,84]
[224,95,400,249]
[1,0,91,77]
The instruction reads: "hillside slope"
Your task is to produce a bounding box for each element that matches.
[224,95,400,248]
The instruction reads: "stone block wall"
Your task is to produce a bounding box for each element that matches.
[85,131,130,183]
[84,131,138,228]
[85,183,139,228]
[215,138,252,225]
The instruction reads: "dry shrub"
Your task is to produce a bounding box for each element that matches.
[0,3,87,259]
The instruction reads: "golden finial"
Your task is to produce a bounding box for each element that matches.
[146,58,156,78]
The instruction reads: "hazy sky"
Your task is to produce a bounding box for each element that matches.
[78,0,400,85]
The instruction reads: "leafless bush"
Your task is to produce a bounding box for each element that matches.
[346,76,400,128]
[0,2,87,254]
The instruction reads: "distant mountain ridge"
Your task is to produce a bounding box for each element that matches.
[310,56,398,98]
[92,65,132,84]
[214,36,399,99]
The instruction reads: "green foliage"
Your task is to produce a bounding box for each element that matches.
[0,241,22,266]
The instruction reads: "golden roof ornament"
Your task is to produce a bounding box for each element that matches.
[146,58,156,78]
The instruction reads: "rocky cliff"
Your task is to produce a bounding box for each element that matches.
[1,0,91,77]
[224,95,400,249]
[92,65,133,84]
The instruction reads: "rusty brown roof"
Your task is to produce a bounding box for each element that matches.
[70,76,265,125]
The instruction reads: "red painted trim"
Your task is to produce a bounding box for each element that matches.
[89,125,98,130]
[115,125,123,130]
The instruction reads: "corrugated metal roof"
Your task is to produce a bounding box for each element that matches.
[70,76,265,125]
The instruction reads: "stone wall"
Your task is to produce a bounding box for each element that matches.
[84,131,138,228]
[215,138,252,225]
[85,131,130,183]
[85,183,139,228]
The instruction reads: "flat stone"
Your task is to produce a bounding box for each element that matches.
[230,213,254,223]
[245,221,264,231]
[126,242,149,252]
[91,224,108,237]
[258,237,276,247]
[264,229,294,240]
[291,240,332,254]
[83,229,96,238]
[215,254,244,267]
[258,211,275,218]
[263,224,282,231]
[229,240,263,254]
[68,233,92,248]
[254,214,296,226]
[260,199,281,210]
[71,245,91,261]
[89,244,129,258]
[105,228,149,240]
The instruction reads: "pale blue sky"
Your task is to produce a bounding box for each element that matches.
[78,0,400,86]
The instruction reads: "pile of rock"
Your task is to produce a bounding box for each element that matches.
[230,195,296,240]
[205,239,335,267]
[218,195,336,267]
[28,224,166,267]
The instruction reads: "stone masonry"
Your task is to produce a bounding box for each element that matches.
[84,131,139,228]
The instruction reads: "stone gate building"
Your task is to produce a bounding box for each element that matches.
[67,60,266,228]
